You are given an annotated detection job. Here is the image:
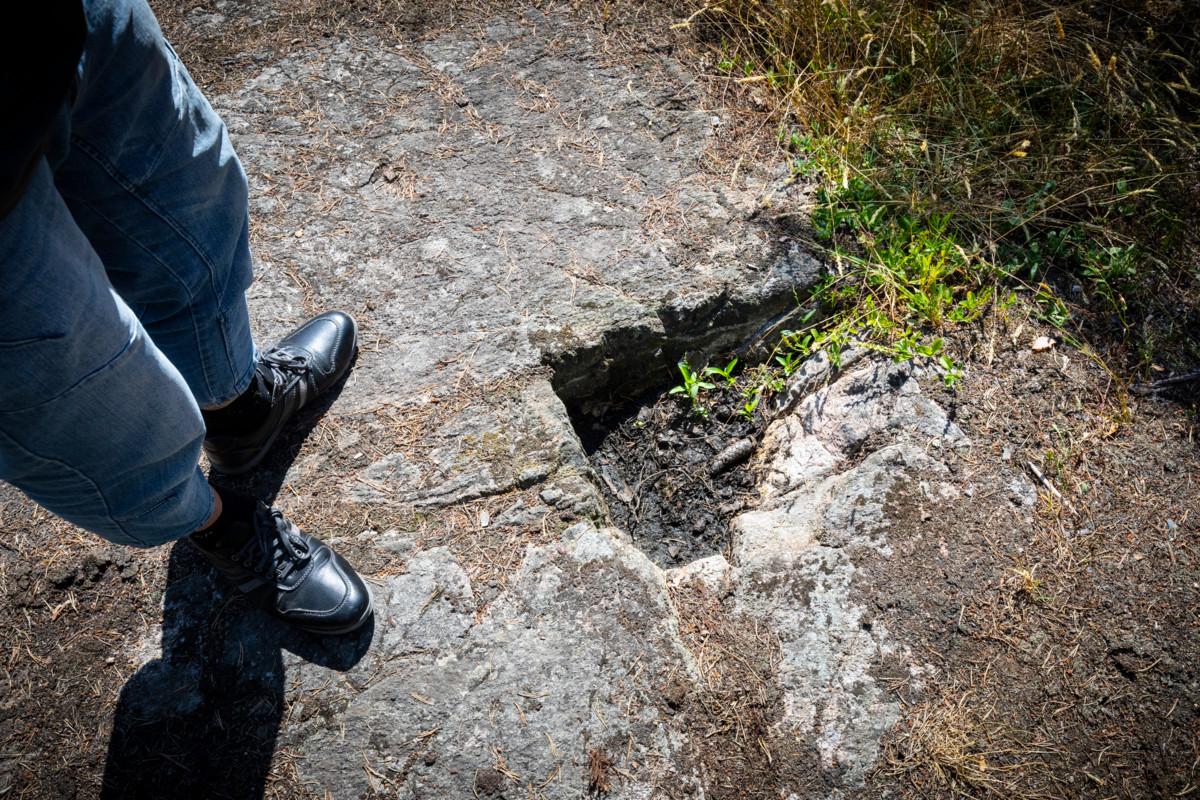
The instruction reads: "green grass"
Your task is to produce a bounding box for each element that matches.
[680,0,1200,389]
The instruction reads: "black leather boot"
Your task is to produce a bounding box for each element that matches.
[190,495,373,634]
[203,310,357,475]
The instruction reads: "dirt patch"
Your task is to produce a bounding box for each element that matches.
[0,497,168,799]
[663,578,828,799]
[574,376,766,567]
[847,306,1200,798]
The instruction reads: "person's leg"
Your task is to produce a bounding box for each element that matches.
[51,0,362,478]
[0,159,215,547]
[0,160,368,631]
[2,0,372,632]
[52,0,256,409]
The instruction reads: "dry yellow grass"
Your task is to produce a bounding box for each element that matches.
[882,690,1054,798]
[680,0,1200,373]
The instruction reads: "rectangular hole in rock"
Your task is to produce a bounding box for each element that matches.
[567,376,768,568]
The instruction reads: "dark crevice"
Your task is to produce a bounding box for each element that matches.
[568,386,767,568]
[551,264,814,567]
[545,240,822,412]
[540,205,824,569]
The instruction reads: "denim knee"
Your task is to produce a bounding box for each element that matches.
[53,0,257,407]
[0,161,216,547]
[0,327,215,548]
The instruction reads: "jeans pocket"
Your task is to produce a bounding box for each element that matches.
[0,330,134,413]
[127,488,181,521]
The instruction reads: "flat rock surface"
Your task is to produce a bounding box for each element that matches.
[2,3,1198,799]
[227,6,817,410]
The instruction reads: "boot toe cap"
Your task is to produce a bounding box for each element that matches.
[282,547,373,634]
[282,310,358,388]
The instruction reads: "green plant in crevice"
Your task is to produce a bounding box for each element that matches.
[947,288,992,324]
[703,357,739,387]
[1035,284,1071,328]
[739,388,762,421]
[774,350,802,377]
[893,332,944,363]
[669,359,715,418]
[1081,244,1138,326]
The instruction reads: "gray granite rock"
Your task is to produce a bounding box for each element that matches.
[721,361,965,781]
[224,8,821,422]
[288,525,698,798]
[105,6,1008,798]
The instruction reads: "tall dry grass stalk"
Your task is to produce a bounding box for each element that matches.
[696,0,1196,242]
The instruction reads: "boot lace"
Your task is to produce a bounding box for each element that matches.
[256,347,314,402]
[234,504,311,582]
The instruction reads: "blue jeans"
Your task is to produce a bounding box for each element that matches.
[0,0,256,547]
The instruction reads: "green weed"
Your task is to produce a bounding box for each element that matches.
[703,357,740,387]
[669,359,716,418]
[739,389,762,421]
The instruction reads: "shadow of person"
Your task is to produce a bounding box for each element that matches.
[101,543,374,799]
[102,357,371,799]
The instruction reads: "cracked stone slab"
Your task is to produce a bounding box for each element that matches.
[709,357,1035,783]
[114,345,1037,797]
[287,523,699,798]
[221,7,819,418]
[196,6,826,518]
[159,36,976,775]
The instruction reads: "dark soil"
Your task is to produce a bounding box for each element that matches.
[572,373,767,567]
[848,317,1200,798]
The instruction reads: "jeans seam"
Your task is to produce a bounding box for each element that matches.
[0,327,138,415]
[204,340,257,407]
[124,466,210,532]
[133,490,179,520]
[69,132,226,307]
[0,428,141,546]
